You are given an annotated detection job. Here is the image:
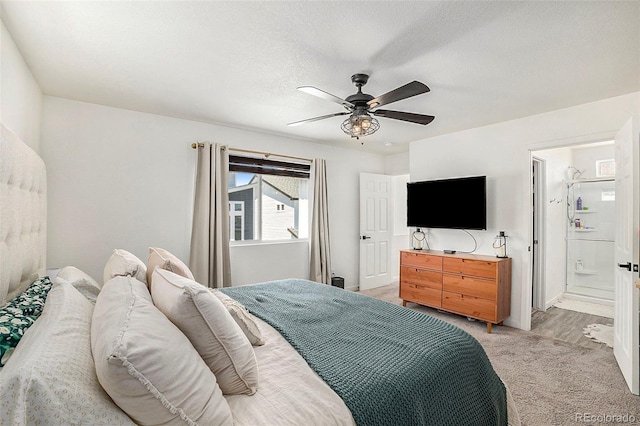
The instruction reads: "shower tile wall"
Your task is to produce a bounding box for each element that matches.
[565,143,615,300]
[566,181,615,299]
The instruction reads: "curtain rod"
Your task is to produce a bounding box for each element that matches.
[191,143,312,163]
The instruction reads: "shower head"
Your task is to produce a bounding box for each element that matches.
[568,166,584,180]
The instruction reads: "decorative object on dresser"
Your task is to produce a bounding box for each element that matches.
[411,228,426,250]
[492,231,508,258]
[400,250,512,333]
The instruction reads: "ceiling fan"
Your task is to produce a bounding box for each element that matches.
[288,73,435,140]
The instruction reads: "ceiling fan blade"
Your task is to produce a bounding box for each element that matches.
[298,86,355,109]
[367,81,430,109]
[287,111,350,127]
[372,109,435,125]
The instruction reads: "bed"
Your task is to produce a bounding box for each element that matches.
[0,123,520,425]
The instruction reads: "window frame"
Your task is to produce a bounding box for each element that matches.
[595,158,615,178]
[228,155,310,245]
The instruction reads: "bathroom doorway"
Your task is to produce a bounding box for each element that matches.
[530,141,615,341]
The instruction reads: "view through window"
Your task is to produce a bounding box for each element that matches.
[228,156,310,242]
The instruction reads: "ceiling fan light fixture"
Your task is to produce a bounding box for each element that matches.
[341,114,379,138]
[292,74,433,140]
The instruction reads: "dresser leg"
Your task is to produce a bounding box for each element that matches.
[402,300,407,307]
[487,323,492,334]
[499,321,504,326]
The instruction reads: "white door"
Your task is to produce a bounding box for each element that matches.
[613,117,639,395]
[359,173,392,290]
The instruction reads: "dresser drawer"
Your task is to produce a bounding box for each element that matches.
[400,282,442,308]
[443,257,496,279]
[442,291,496,322]
[400,267,442,290]
[401,252,442,271]
[443,274,496,301]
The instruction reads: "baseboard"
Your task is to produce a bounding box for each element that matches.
[545,293,563,310]
[503,318,522,330]
[345,285,359,292]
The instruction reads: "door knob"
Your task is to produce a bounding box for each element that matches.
[361,235,371,240]
[617,262,632,271]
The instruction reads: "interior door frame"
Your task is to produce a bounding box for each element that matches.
[531,156,546,311]
[522,130,618,330]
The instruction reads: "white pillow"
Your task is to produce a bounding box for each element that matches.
[151,268,259,395]
[211,289,265,346]
[92,276,232,426]
[102,249,147,285]
[147,247,194,286]
[57,266,101,303]
[0,281,135,425]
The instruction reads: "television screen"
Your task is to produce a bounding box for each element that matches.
[407,176,487,230]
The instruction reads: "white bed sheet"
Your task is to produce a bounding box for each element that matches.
[229,317,521,426]
[225,317,355,425]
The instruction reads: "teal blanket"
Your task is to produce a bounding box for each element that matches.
[221,279,507,426]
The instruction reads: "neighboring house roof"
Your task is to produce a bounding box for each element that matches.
[249,175,299,200]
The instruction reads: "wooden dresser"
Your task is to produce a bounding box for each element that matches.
[399,250,512,333]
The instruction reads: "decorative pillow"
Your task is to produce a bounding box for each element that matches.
[57,266,101,304]
[92,276,232,425]
[103,249,147,285]
[211,289,265,346]
[146,247,195,286]
[0,276,53,367]
[0,281,135,425]
[151,268,259,395]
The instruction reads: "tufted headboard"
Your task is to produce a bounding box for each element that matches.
[0,123,47,306]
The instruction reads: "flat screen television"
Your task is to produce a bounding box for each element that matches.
[407,176,487,230]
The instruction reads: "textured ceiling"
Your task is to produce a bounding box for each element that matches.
[2,1,639,154]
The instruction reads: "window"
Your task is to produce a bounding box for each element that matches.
[601,190,615,201]
[228,155,310,242]
[596,159,615,177]
[229,201,245,241]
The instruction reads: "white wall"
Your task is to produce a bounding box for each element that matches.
[40,97,385,286]
[384,151,409,175]
[390,174,410,281]
[384,152,411,283]
[572,143,615,180]
[409,91,639,330]
[0,19,42,151]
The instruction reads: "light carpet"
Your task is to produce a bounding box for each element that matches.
[583,324,614,348]
[358,284,640,426]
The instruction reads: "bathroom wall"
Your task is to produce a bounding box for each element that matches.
[532,147,572,308]
[572,143,615,180]
[566,143,616,299]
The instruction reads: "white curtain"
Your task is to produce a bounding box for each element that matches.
[309,159,332,284]
[189,142,232,288]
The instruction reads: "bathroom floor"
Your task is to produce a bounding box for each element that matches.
[531,307,613,350]
[554,296,614,318]
[564,285,614,302]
